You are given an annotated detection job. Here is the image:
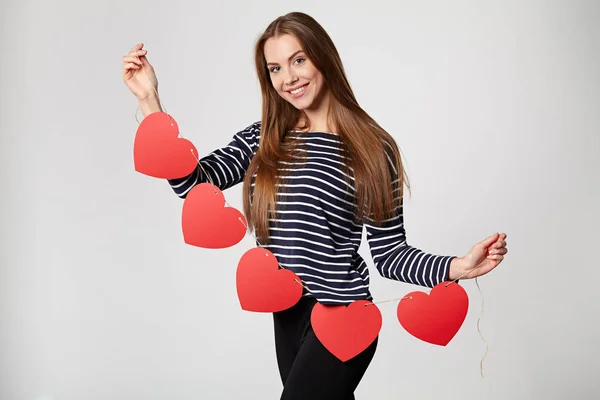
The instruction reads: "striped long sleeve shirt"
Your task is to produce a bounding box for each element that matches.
[168,121,456,305]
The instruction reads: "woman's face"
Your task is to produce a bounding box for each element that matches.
[264,34,327,111]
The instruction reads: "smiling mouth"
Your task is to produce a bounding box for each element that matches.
[288,83,309,95]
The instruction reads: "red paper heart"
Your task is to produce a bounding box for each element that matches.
[311,300,382,362]
[133,112,199,179]
[236,248,303,313]
[397,281,468,346]
[182,183,247,249]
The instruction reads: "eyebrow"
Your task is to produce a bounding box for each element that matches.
[266,50,304,67]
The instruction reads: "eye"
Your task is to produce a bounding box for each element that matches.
[294,57,305,65]
[269,66,280,73]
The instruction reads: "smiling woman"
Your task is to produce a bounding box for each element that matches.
[122,10,508,400]
[247,12,411,251]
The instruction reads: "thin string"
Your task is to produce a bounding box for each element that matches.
[132,51,487,375]
[475,276,488,377]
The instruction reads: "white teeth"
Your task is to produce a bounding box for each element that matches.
[290,85,306,95]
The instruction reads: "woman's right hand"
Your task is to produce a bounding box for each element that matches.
[122,43,158,101]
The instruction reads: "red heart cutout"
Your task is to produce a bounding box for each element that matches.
[236,247,303,312]
[397,281,469,346]
[311,300,382,362]
[133,112,199,179]
[182,183,247,249]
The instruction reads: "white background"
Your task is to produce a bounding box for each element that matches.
[1,0,599,399]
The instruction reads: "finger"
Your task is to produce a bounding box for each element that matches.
[479,233,500,248]
[128,49,147,58]
[489,246,508,254]
[493,240,506,249]
[130,43,144,52]
[127,52,146,63]
[123,62,141,72]
[123,55,143,66]
[486,254,503,261]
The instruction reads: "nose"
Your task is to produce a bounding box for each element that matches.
[284,69,298,87]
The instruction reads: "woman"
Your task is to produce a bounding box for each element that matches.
[122,11,507,400]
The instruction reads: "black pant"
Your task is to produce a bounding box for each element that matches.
[273,296,378,399]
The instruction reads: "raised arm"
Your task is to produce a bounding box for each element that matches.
[122,44,261,198]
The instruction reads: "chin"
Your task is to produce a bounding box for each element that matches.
[293,102,312,111]
[289,95,315,110]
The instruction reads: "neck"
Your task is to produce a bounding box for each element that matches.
[303,91,335,133]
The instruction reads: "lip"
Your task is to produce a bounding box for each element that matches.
[287,83,309,99]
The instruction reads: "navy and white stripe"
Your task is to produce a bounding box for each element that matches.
[168,122,456,305]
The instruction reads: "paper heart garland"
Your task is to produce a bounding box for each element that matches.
[133,111,199,179]
[133,112,475,352]
[397,281,469,346]
[182,183,247,249]
[236,247,303,312]
[311,300,382,362]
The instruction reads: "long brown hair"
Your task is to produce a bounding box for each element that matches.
[243,12,410,245]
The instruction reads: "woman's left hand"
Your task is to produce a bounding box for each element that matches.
[449,232,508,280]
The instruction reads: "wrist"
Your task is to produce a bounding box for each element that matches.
[138,92,162,117]
[449,257,467,281]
